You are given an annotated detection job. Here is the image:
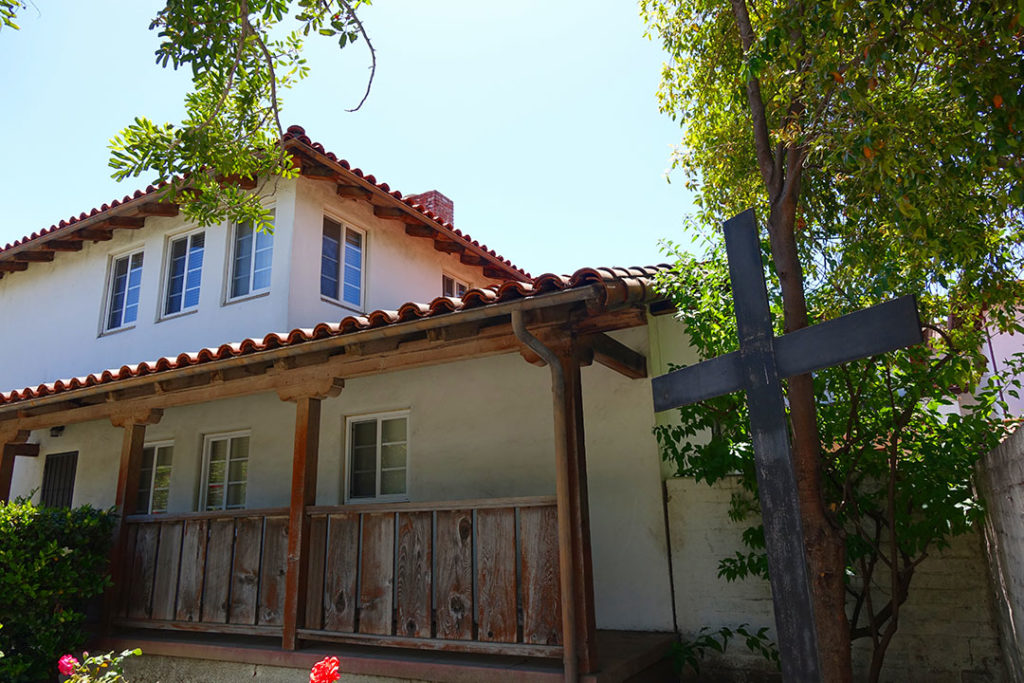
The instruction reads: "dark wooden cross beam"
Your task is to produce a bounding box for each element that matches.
[651,209,924,682]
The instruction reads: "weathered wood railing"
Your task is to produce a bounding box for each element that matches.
[115,497,561,657]
[115,508,291,635]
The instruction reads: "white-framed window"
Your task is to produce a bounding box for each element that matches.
[442,274,468,298]
[346,411,408,502]
[321,217,364,308]
[200,431,249,511]
[229,219,273,300]
[104,250,144,331]
[163,230,205,316]
[137,442,173,514]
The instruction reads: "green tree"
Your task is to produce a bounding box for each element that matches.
[2,0,374,234]
[642,0,1023,680]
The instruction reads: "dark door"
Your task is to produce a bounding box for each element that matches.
[39,451,78,508]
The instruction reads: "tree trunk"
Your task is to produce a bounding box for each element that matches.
[766,200,852,683]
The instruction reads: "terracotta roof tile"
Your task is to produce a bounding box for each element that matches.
[0,265,670,408]
[1,127,528,279]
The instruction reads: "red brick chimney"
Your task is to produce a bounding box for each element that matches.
[406,190,454,226]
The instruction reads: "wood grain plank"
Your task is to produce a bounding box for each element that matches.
[127,523,160,620]
[258,516,289,626]
[304,515,327,630]
[176,519,208,622]
[201,519,235,623]
[395,511,432,638]
[520,506,561,645]
[358,513,395,635]
[151,522,184,621]
[475,508,517,643]
[118,524,139,618]
[230,516,263,625]
[434,509,473,640]
[323,513,359,632]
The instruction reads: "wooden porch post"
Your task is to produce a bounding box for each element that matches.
[511,312,598,680]
[553,341,598,675]
[0,428,37,503]
[279,376,343,651]
[106,409,163,627]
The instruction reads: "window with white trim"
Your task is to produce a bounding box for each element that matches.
[137,442,173,514]
[164,231,205,316]
[105,250,144,331]
[229,219,273,299]
[320,217,364,308]
[442,274,468,298]
[201,432,249,510]
[346,412,408,501]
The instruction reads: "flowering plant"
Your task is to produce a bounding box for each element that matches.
[57,649,140,682]
[310,656,340,683]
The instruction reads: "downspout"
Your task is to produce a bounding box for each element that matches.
[511,310,579,683]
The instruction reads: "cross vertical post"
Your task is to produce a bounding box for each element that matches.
[723,210,821,681]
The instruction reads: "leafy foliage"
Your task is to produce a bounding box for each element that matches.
[671,623,780,676]
[61,649,141,683]
[644,0,1023,677]
[0,0,23,30]
[0,500,116,683]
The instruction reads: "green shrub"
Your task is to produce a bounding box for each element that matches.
[0,499,116,683]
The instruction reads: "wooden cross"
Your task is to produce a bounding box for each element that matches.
[652,209,924,682]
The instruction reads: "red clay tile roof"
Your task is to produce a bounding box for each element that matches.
[0,266,668,408]
[0,125,529,279]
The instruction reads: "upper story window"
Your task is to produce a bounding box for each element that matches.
[442,274,468,298]
[200,431,249,511]
[230,220,273,300]
[137,442,173,514]
[164,231,204,316]
[346,411,408,502]
[321,217,364,308]
[105,250,144,331]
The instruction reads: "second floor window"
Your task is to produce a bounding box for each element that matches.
[321,217,364,307]
[230,221,273,299]
[106,251,144,331]
[442,274,468,298]
[164,232,204,316]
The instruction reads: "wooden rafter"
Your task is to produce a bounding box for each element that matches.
[0,262,29,272]
[373,206,420,224]
[404,224,436,238]
[45,240,84,252]
[433,239,463,254]
[75,228,113,241]
[11,251,55,263]
[136,203,180,217]
[337,184,372,200]
[101,216,147,229]
[586,333,647,379]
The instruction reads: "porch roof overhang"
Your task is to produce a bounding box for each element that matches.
[0,265,667,432]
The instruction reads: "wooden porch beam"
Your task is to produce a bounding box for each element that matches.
[587,333,647,379]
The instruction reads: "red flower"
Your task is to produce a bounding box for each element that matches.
[58,654,79,676]
[310,656,340,683]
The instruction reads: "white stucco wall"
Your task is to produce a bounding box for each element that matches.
[0,176,506,394]
[10,323,680,632]
[666,476,1006,682]
[0,183,298,392]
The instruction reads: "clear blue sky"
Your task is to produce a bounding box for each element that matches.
[0,1,696,275]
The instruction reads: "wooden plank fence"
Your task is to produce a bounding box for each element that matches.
[115,497,562,658]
